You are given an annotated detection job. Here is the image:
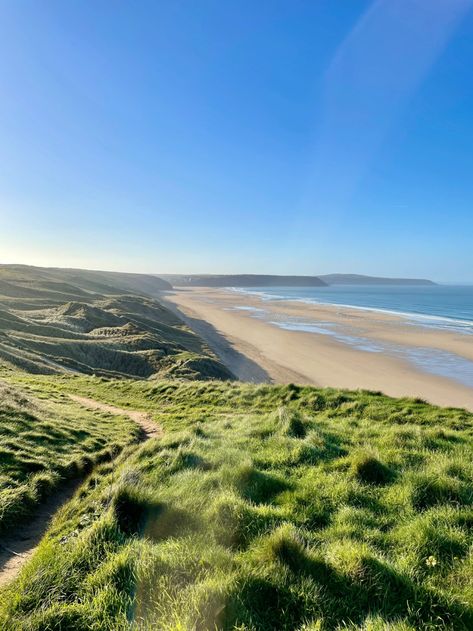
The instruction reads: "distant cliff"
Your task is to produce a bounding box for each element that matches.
[161,274,327,287]
[161,273,436,288]
[318,274,436,286]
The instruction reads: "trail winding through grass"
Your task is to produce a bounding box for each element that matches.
[0,395,162,586]
[68,394,163,440]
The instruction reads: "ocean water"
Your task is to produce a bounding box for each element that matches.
[228,285,473,388]
[232,285,473,334]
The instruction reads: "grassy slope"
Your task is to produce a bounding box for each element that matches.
[0,374,139,535]
[0,264,171,294]
[0,265,232,381]
[1,374,473,630]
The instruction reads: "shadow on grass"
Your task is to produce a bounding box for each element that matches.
[113,486,196,540]
[234,465,291,505]
[221,543,473,631]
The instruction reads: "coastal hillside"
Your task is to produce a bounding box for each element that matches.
[0,266,471,630]
[161,274,328,287]
[0,265,232,381]
[0,264,172,297]
[1,372,472,629]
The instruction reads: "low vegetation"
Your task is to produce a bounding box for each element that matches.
[0,265,232,381]
[0,377,138,534]
[1,375,472,630]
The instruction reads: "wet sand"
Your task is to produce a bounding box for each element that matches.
[163,287,473,411]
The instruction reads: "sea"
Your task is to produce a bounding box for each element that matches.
[230,285,473,388]
[232,285,473,334]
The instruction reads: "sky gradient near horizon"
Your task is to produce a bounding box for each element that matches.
[1,1,473,282]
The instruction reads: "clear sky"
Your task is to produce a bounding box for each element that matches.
[1,1,473,282]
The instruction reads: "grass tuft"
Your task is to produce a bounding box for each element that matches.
[351,451,394,486]
[112,485,164,537]
[279,407,307,438]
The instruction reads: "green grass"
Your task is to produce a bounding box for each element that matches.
[0,377,140,534]
[1,375,473,629]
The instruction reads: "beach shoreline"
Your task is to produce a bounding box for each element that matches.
[163,287,473,411]
[230,286,473,332]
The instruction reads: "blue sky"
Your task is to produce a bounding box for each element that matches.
[1,0,473,281]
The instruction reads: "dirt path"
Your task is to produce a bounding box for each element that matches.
[0,396,162,587]
[0,479,81,587]
[69,395,163,440]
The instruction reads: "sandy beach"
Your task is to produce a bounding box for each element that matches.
[163,287,473,411]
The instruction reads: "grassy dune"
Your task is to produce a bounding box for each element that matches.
[0,265,232,381]
[1,375,473,629]
[0,264,171,297]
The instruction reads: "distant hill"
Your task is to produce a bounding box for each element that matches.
[318,274,436,286]
[161,273,436,287]
[0,264,172,298]
[161,274,327,287]
[0,264,231,381]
